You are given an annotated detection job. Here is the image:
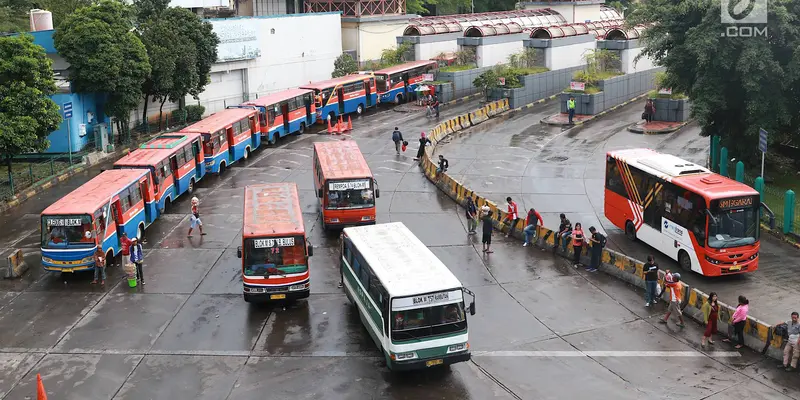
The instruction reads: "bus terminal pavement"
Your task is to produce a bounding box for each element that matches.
[0,98,798,399]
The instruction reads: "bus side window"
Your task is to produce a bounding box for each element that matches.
[191,141,200,159]
[129,182,142,206]
[368,276,384,310]
[644,185,664,228]
[629,166,650,204]
[605,158,627,197]
[358,260,370,289]
[94,208,106,241]
[689,193,706,247]
[119,188,132,213]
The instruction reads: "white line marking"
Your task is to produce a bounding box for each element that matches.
[378,167,405,173]
[471,351,741,358]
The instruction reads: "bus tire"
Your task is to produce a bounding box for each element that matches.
[137,223,144,242]
[105,250,114,268]
[394,94,403,104]
[356,104,364,115]
[678,250,692,271]
[188,179,195,194]
[219,162,226,175]
[298,122,306,134]
[328,112,336,122]
[244,147,251,160]
[243,293,252,303]
[625,220,637,241]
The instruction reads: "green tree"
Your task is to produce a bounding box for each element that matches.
[54,0,150,135]
[406,0,471,15]
[380,42,412,67]
[628,0,798,162]
[332,53,358,78]
[37,0,96,27]
[132,0,169,21]
[0,34,62,176]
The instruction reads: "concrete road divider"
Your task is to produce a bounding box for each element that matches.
[458,114,471,130]
[420,98,785,362]
[2,249,27,279]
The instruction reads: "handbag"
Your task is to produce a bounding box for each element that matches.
[401,143,407,152]
[641,112,647,120]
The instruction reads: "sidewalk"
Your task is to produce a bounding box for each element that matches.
[628,120,688,134]
[540,112,594,126]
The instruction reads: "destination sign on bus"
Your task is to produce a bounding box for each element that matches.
[718,196,755,211]
[329,180,369,191]
[47,218,83,227]
[392,289,463,310]
[253,237,295,248]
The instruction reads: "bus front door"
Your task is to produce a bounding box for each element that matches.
[337,87,345,115]
[304,95,313,125]
[402,72,410,102]
[365,80,373,108]
[281,102,290,136]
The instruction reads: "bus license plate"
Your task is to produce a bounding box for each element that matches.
[270,294,286,300]
[729,266,741,271]
[61,268,73,273]
[426,359,443,367]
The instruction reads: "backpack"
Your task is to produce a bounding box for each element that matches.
[392,131,401,142]
[597,233,607,248]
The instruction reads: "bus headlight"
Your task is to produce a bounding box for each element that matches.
[448,343,468,353]
[394,352,417,360]
[361,216,371,221]
[704,255,721,265]
[749,252,758,260]
[289,283,309,291]
[42,256,55,264]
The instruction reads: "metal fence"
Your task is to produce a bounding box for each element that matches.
[0,156,82,201]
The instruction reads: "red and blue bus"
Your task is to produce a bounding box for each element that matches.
[40,169,154,272]
[236,89,317,145]
[301,74,377,122]
[113,133,205,215]
[375,60,438,105]
[180,108,261,174]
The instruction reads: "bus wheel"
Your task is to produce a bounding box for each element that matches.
[136,224,144,242]
[356,104,364,115]
[298,122,306,134]
[105,250,114,268]
[678,250,692,271]
[625,220,637,241]
[394,94,403,105]
[243,293,252,303]
[328,112,336,122]
[219,163,226,175]
[244,148,251,160]
[188,179,195,194]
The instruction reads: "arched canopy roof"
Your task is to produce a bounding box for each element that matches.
[404,8,566,36]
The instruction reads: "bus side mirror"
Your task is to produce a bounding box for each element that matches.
[236,246,242,259]
[375,189,380,198]
[307,244,314,257]
[469,302,476,315]
[317,189,323,198]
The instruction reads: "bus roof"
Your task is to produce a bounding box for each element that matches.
[608,148,758,199]
[243,183,305,237]
[140,132,202,150]
[180,108,256,134]
[313,141,372,180]
[373,60,438,75]
[115,148,173,167]
[343,222,461,298]
[244,88,313,107]
[301,74,371,91]
[42,169,149,215]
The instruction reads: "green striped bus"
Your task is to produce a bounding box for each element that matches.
[340,222,476,371]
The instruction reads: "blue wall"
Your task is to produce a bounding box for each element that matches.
[28,30,56,53]
[48,93,107,154]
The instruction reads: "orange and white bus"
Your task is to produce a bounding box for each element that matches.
[312,141,379,230]
[605,148,761,276]
[374,60,437,105]
[237,183,314,303]
[301,74,377,122]
[238,88,317,145]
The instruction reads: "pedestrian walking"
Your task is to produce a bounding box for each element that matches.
[553,213,572,252]
[504,197,520,238]
[659,271,685,327]
[465,196,478,234]
[187,197,206,237]
[723,296,749,349]
[481,209,494,253]
[433,95,440,118]
[392,127,404,155]
[118,232,132,267]
[586,226,605,272]
[643,99,656,123]
[643,255,659,307]
[571,222,585,267]
[130,237,145,286]
[523,208,543,247]
[701,292,719,347]
[414,132,431,161]
[91,247,106,285]
[776,312,800,371]
[567,96,576,125]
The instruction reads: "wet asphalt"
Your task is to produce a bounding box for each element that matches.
[0,99,798,399]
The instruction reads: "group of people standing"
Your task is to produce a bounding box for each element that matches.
[552,213,606,272]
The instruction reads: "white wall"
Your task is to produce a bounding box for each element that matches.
[169,0,230,7]
[476,41,524,68]
[354,19,411,62]
[621,46,656,73]
[132,13,342,123]
[416,40,459,61]
[574,4,602,23]
[547,40,596,70]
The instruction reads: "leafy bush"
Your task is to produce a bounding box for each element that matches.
[171,108,187,123]
[380,42,413,67]
[185,105,205,122]
[569,49,623,93]
[332,53,358,78]
[507,48,539,69]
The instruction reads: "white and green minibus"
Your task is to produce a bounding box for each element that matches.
[340,222,476,371]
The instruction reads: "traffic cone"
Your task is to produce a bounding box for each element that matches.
[337,116,344,135]
[37,373,47,400]
[327,117,334,134]
[347,116,353,131]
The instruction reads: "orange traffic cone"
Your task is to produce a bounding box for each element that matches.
[37,373,47,400]
[347,116,353,131]
[337,116,344,135]
[327,117,334,134]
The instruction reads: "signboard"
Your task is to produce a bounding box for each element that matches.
[498,77,506,86]
[47,218,82,227]
[212,19,262,62]
[63,102,73,119]
[658,88,673,95]
[569,81,585,91]
[718,196,755,211]
[253,237,295,248]
[758,128,768,153]
[329,180,369,191]
[423,73,434,82]
[392,289,463,310]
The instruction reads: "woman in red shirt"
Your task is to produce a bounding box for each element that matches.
[571,223,585,267]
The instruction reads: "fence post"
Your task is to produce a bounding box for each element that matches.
[735,161,744,182]
[8,173,14,195]
[719,147,728,177]
[49,158,55,176]
[28,164,33,184]
[710,135,720,172]
[784,190,795,234]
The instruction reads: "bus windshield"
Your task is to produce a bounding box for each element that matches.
[375,74,389,93]
[41,215,94,248]
[707,201,759,248]
[326,179,374,210]
[243,236,307,276]
[391,303,466,342]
